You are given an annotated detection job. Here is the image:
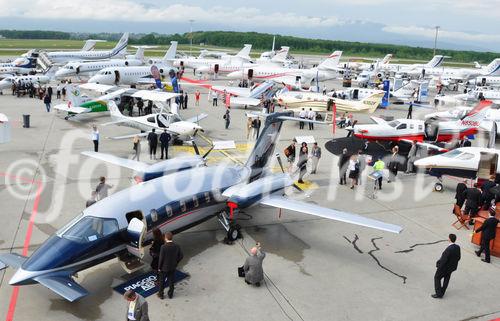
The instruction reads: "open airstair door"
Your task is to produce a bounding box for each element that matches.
[478,152,498,182]
[119,214,147,273]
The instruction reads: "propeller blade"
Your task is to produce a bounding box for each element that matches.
[202,145,215,159]
[275,153,285,173]
[192,140,200,155]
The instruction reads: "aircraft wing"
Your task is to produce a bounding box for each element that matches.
[0,253,27,270]
[81,151,148,172]
[185,113,208,123]
[260,195,402,234]
[35,275,89,302]
[132,90,181,102]
[101,119,132,126]
[106,132,149,140]
[369,116,389,125]
[230,97,261,106]
[400,139,448,152]
[53,105,91,114]
[79,83,116,93]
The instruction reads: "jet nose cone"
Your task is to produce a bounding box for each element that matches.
[9,269,30,285]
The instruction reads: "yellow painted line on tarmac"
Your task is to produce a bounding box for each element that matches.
[198,133,244,165]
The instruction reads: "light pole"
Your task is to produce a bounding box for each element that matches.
[189,19,194,56]
[433,26,440,56]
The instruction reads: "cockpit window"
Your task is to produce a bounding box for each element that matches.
[61,216,119,243]
[388,120,400,128]
[441,150,463,158]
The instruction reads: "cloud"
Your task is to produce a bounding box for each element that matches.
[382,25,500,44]
[0,0,347,28]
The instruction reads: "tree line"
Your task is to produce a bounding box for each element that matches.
[0,29,498,63]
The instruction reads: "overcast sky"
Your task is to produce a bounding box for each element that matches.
[1,0,499,52]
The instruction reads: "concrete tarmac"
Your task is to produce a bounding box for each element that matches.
[0,80,499,321]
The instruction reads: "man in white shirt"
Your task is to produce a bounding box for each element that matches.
[298,108,307,130]
[307,108,316,130]
[91,125,99,152]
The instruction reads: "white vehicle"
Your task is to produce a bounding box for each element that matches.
[88,42,178,86]
[0,74,50,90]
[226,51,343,87]
[54,47,145,79]
[45,33,129,64]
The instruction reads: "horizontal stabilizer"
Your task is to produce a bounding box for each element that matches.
[54,105,91,114]
[0,253,27,270]
[35,275,89,302]
[81,151,148,172]
[79,83,116,93]
[260,195,403,234]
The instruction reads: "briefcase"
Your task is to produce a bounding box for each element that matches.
[237,266,245,278]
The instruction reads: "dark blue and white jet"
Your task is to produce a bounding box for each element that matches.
[0,111,402,302]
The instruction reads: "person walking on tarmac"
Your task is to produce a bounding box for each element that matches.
[475,209,499,263]
[158,232,183,299]
[224,109,231,129]
[407,102,413,119]
[338,148,349,185]
[147,129,158,160]
[159,129,171,160]
[373,157,385,190]
[432,234,461,299]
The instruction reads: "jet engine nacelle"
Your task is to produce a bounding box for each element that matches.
[223,173,294,208]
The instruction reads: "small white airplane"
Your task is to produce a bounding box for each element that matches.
[425,105,500,135]
[423,58,500,81]
[352,99,493,144]
[344,54,393,71]
[275,88,384,113]
[173,44,252,71]
[0,74,50,91]
[0,57,37,77]
[415,147,500,191]
[88,42,178,86]
[467,76,500,87]
[379,55,446,75]
[54,47,145,79]
[226,51,343,87]
[103,98,207,142]
[45,33,129,64]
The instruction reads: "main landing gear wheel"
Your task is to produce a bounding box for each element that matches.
[227,224,241,242]
[434,182,443,192]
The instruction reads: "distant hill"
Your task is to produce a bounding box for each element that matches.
[0,29,498,63]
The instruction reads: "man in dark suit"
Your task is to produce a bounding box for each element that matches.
[158,232,183,299]
[432,233,461,299]
[464,184,482,219]
[147,129,158,160]
[481,175,497,210]
[475,210,499,263]
[159,129,171,160]
[455,180,468,209]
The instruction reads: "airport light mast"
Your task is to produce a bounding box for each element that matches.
[189,19,194,56]
[433,26,440,56]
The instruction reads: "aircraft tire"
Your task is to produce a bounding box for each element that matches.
[227,225,241,241]
[434,182,443,192]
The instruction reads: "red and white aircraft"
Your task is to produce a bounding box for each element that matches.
[351,100,493,144]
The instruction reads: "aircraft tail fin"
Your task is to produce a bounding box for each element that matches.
[318,51,342,70]
[107,100,125,121]
[360,92,385,113]
[484,59,500,76]
[111,32,129,56]
[381,54,393,65]
[82,40,97,51]
[271,47,289,63]
[424,55,445,68]
[249,81,274,99]
[134,47,145,61]
[236,44,252,60]
[67,85,84,107]
[459,99,493,124]
[163,41,178,61]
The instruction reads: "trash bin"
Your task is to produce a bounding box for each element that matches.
[22,114,30,128]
